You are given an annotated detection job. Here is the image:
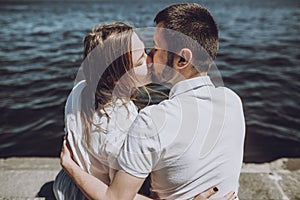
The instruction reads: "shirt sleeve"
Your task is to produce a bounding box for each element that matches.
[117,106,161,178]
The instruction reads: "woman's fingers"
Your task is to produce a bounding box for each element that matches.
[214,191,236,200]
[223,191,236,200]
[194,186,219,200]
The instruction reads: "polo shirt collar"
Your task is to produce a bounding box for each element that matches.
[169,75,214,99]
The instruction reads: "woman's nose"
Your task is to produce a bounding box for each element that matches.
[146,48,154,67]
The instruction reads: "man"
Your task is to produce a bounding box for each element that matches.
[61,3,244,200]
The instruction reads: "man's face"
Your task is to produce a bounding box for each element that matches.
[149,22,174,83]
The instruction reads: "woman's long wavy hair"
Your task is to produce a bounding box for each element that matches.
[80,22,142,145]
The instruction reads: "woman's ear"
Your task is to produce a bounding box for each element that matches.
[176,48,192,69]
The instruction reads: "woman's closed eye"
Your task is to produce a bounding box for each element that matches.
[136,60,144,66]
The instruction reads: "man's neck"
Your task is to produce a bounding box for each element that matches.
[168,70,207,86]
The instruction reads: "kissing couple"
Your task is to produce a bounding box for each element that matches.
[53,3,245,200]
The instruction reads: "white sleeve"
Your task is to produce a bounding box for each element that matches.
[117,106,161,178]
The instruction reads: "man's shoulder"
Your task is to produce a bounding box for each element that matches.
[216,86,243,106]
[139,96,177,116]
[132,101,172,133]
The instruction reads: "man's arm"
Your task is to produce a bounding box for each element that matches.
[61,140,150,200]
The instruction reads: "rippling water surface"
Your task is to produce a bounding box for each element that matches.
[0,0,299,162]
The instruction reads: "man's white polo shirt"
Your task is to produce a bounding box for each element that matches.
[118,75,245,199]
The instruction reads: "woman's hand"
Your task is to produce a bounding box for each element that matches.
[194,186,236,200]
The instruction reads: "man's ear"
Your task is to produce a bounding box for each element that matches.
[176,48,192,69]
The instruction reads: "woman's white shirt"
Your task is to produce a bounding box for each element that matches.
[65,80,138,184]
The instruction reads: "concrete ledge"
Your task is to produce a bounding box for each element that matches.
[0,157,299,200]
[239,158,300,200]
[0,158,60,200]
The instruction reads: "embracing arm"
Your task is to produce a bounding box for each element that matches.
[61,140,151,200]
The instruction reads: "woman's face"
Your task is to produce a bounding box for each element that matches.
[131,32,152,87]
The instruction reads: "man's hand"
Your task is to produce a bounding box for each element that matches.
[60,139,76,170]
[194,186,236,200]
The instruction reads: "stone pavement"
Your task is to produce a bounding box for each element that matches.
[0,157,299,200]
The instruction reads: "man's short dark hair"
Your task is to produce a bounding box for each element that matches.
[154,3,219,71]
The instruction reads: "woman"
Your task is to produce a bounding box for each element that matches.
[53,22,152,200]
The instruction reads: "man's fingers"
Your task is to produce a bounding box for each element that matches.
[65,139,71,149]
[194,186,218,200]
[61,139,67,149]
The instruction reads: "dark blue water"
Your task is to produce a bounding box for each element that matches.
[0,0,299,162]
